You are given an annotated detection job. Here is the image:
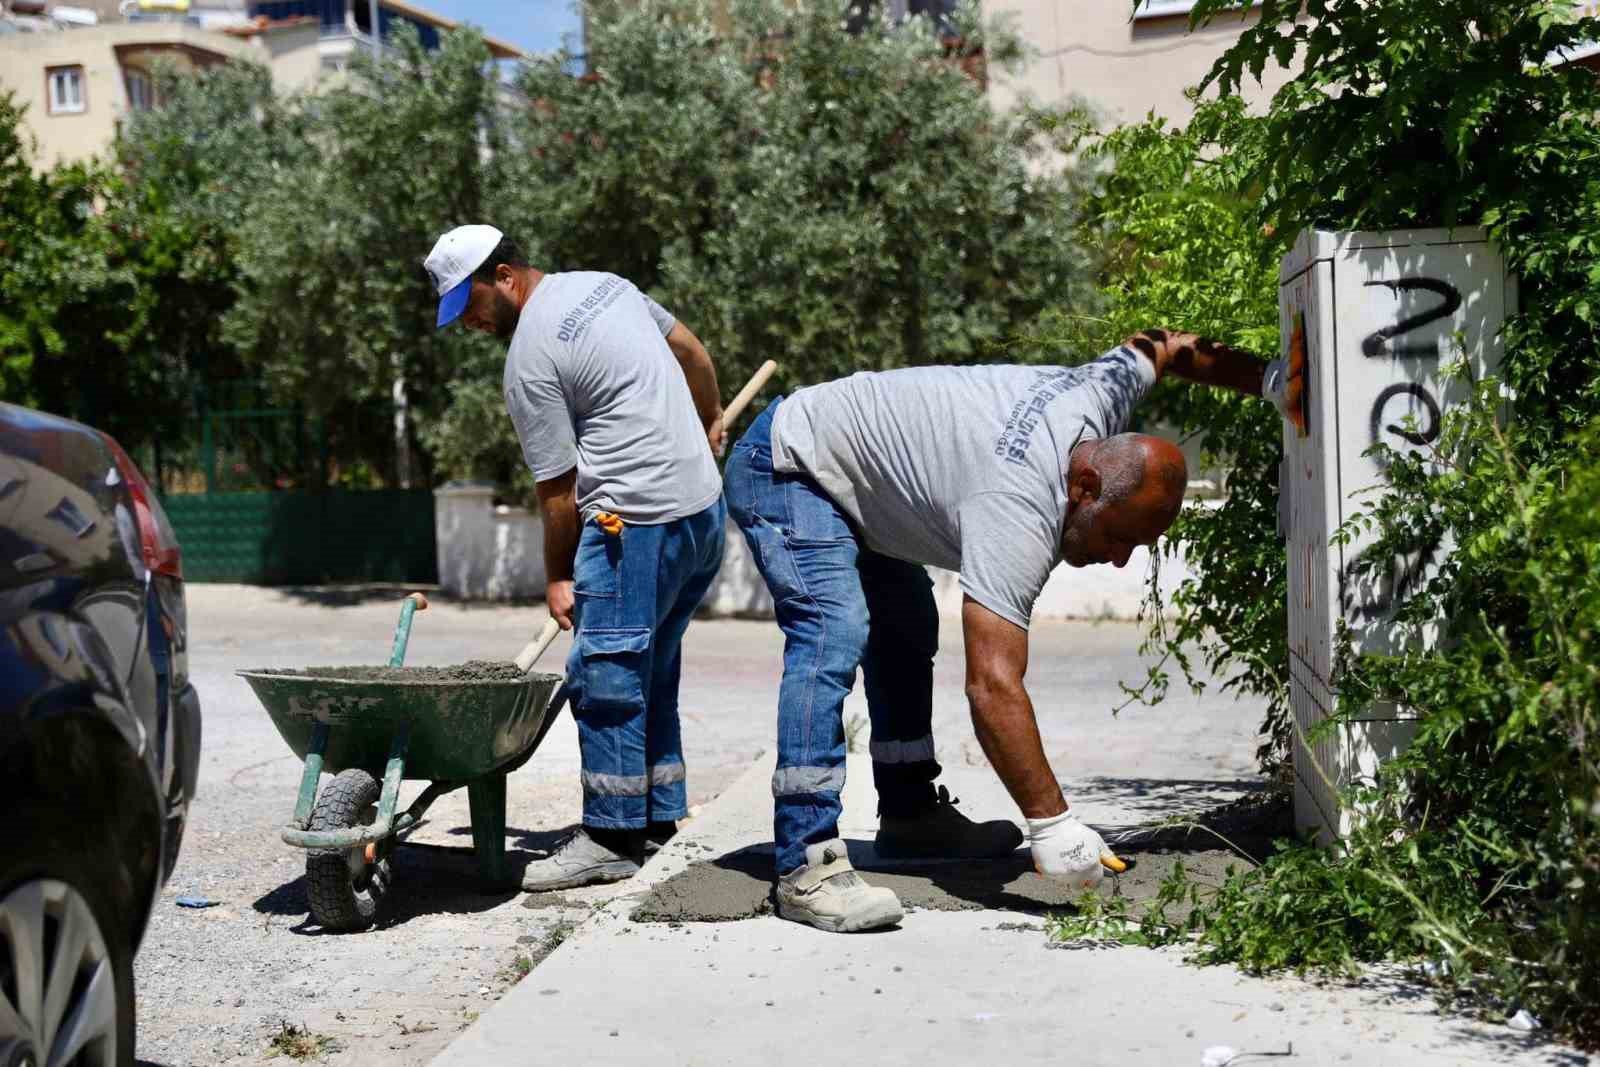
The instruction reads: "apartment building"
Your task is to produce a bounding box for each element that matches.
[0,0,523,168]
[983,0,1598,126]
[981,0,1284,125]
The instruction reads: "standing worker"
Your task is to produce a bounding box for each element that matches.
[722,330,1304,932]
[425,225,727,891]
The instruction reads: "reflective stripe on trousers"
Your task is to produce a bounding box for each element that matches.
[869,735,935,764]
[583,761,685,797]
[771,765,847,797]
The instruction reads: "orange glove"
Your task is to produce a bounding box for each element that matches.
[595,512,624,536]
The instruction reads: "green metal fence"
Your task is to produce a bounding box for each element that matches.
[162,489,437,585]
[98,377,437,584]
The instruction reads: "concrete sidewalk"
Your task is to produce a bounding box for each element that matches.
[436,755,1576,1067]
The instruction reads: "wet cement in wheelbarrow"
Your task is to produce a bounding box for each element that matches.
[630,791,1289,923]
[256,661,532,682]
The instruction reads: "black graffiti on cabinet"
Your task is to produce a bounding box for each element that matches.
[1361,277,1462,358]
[1345,385,1445,617]
[1341,529,1444,621]
[1369,382,1443,448]
[1342,275,1460,619]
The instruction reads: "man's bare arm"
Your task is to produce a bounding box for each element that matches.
[664,321,725,453]
[962,597,1067,819]
[536,467,580,630]
[1124,328,1306,433]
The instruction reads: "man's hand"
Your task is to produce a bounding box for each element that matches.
[1262,354,1308,435]
[1127,327,1307,434]
[546,579,576,631]
[536,469,580,631]
[1027,812,1126,888]
[705,407,727,457]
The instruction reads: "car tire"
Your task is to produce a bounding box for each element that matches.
[304,769,391,932]
[0,849,137,1067]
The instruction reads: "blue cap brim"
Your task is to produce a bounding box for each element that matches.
[436,279,471,329]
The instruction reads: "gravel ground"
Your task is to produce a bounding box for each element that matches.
[134,583,1262,1066]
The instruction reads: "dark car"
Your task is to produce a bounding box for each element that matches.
[0,403,201,1067]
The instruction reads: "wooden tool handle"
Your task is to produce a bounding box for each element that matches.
[514,616,562,673]
[720,360,779,433]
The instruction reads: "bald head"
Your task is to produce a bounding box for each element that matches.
[1060,433,1188,568]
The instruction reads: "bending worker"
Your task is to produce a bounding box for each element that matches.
[723,330,1303,933]
[425,224,726,891]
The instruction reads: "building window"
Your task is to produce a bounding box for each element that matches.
[1134,0,1198,17]
[125,68,154,112]
[46,65,86,115]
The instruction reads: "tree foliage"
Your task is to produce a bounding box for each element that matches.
[10,3,1095,494]
[446,0,1095,487]
[1059,97,1292,770]
[0,89,220,453]
[1055,0,1600,1043]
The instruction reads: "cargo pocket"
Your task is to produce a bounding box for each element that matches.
[576,627,651,711]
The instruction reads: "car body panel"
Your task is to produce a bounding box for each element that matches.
[0,402,200,942]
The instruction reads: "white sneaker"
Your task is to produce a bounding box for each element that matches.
[776,839,903,933]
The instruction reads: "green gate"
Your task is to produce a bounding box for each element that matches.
[141,384,437,585]
[161,489,436,584]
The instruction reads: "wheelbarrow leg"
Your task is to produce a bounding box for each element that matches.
[467,773,510,889]
[291,721,330,829]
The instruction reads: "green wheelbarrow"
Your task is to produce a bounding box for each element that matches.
[240,595,567,932]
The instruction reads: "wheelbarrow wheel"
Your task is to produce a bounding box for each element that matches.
[305,769,391,932]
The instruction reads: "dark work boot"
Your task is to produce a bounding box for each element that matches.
[643,819,678,856]
[874,785,1023,860]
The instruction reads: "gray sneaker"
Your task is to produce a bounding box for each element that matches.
[521,828,641,892]
[776,839,903,933]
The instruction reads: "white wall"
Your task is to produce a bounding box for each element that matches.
[436,484,1195,620]
[982,1,1290,127]
[434,482,547,601]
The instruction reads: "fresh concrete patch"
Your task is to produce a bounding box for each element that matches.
[632,787,1288,923]
[629,835,1258,923]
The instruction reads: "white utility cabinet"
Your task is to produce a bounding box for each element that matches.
[1278,227,1516,840]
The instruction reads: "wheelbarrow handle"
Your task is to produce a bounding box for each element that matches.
[514,616,562,673]
[389,592,428,668]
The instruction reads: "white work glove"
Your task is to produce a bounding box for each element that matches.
[1027,812,1126,889]
[1262,358,1293,420]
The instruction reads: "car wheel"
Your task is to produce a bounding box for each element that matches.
[304,769,391,932]
[0,873,134,1067]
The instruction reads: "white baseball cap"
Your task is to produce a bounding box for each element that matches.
[423,224,503,328]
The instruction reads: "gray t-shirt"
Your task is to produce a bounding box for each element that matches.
[504,271,722,524]
[770,347,1156,629]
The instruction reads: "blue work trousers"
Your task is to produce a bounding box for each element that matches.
[567,499,726,830]
[723,400,941,875]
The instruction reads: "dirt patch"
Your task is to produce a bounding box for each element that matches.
[632,792,1288,923]
[254,661,540,682]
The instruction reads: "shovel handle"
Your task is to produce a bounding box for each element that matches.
[719,360,779,434]
[515,616,562,673]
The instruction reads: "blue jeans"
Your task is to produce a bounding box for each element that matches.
[567,498,726,830]
[724,400,941,875]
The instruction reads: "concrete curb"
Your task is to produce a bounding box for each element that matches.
[432,750,778,1065]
